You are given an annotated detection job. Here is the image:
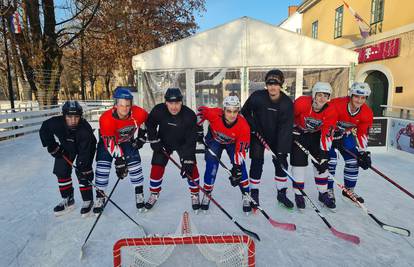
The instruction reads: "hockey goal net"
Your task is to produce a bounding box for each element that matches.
[113,212,255,267]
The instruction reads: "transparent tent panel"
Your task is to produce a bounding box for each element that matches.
[140,67,350,111]
[142,71,187,111]
[248,69,297,100]
[195,69,241,108]
[303,68,349,98]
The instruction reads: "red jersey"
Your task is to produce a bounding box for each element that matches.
[330,97,373,150]
[99,105,148,157]
[294,96,336,151]
[197,106,250,165]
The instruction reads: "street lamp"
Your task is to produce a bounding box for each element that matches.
[0,0,15,110]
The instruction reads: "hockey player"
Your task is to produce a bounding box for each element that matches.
[95,87,148,214]
[197,95,251,213]
[327,82,374,204]
[241,69,294,209]
[145,88,201,211]
[290,82,337,210]
[39,100,97,216]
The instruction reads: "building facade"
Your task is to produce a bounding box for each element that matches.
[298,0,414,116]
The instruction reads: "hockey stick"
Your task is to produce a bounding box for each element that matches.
[201,139,296,231]
[62,155,146,235]
[162,150,261,241]
[254,132,360,244]
[294,141,410,237]
[80,177,121,258]
[343,147,414,201]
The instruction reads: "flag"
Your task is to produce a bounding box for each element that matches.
[10,11,22,34]
[343,1,370,38]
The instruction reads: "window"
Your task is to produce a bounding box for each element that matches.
[334,5,344,38]
[371,0,384,24]
[370,0,384,34]
[312,21,318,39]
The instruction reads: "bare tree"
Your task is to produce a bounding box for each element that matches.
[6,0,100,106]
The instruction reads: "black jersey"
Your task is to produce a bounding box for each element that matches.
[146,103,198,161]
[241,89,293,153]
[39,116,97,172]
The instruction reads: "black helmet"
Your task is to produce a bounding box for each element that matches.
[265,69,284,86]
[164,88,183,102]
[62,100,83,116]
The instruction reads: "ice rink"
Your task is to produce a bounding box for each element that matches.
[1,132,413,266]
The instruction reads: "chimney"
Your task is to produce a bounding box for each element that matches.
[288,5,299,17]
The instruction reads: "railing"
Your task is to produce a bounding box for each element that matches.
[380,105,414,120]
[0,101,113,141]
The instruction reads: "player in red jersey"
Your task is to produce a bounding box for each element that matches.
[290,82,337,210]
[94,87,148,214]
[327,82,374,204]
[197,95,251,213]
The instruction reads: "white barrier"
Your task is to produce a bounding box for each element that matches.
[0,102,112,140]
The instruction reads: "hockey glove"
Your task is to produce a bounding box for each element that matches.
[315,150,329,174]
[229,164,242,187]
[48,144,66,159]
[132,138,145,150]
[357,151,371,170]
[272,153,288,170]
[115,157,128,179]
[181,160,195,178]
[132,127,147,150]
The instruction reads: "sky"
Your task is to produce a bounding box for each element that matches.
[195,0,303,33]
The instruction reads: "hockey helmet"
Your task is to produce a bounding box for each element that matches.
[223,95,241,109]
[164,88,183,102]
[113,87,133,100]
[312,82,332,99]
[265,69,284,86]
[349,82,371,97]
[62,100,83,116]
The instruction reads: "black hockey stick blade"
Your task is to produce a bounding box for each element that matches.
[235,221,260,241]
[368,213,411,237]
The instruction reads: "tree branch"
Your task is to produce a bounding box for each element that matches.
[60,0,101,48]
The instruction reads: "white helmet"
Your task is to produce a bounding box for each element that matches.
[349,82,371,97]
[312,82,332,99]
[223,95,240,109]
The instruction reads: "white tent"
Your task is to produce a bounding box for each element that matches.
[132,17,358,110]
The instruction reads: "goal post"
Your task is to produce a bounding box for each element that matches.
[113,211,256,267]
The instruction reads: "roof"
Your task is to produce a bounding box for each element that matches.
[132,16,357,71]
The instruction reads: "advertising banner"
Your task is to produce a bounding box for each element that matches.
[368,118,388,147]
[389,118,414,154]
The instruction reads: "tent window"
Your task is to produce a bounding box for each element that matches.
[312,21,318,39]
[334,5,344,39]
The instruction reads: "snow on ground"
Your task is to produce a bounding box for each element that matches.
[1,132,414,267]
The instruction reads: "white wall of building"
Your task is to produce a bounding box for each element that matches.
[279,12,302,34]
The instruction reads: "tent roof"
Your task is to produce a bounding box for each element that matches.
[132,17,358,71]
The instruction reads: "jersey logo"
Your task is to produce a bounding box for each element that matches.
[213,131,234,144]
[337,121,356,131]
[304,117,323,131]
[267,108,277,112]
[168,122,178,127]
[118,125,135,142]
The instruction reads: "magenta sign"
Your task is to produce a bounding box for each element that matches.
[355,38,400,63]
